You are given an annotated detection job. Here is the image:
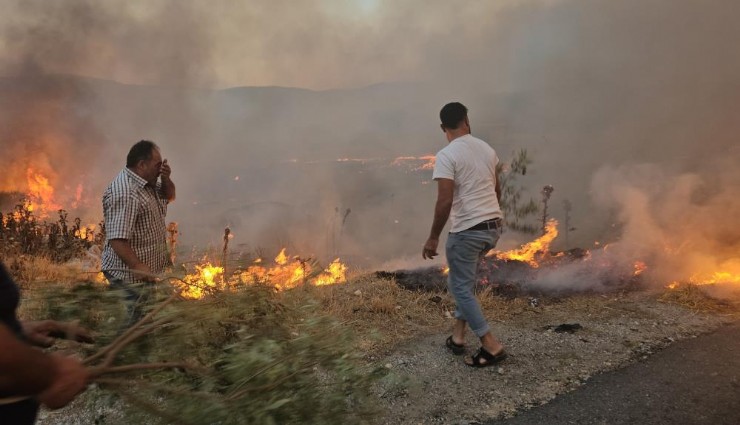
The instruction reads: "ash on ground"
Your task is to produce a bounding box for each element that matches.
[377,248,641,298]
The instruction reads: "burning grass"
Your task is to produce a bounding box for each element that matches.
[8,215,740,424]
[6,251,584,358]
[13,248,740,358]
[9,250,740,424]
[174,248,349,299]
[15,258,384,425]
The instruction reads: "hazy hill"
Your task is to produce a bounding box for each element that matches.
[2,73,739,265]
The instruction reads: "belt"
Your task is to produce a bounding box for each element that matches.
[465,218,502,232]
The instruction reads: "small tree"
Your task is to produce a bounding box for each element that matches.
[540,185,554,235]
[561,198,579,250]
[497,149,539,234]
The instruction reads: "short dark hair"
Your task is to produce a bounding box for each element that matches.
[440,102,468,130]
[126,140,159,168]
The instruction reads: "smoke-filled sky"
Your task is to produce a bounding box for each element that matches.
[1,0,737,91]
[0,0,559,90]
[1,0,739,285]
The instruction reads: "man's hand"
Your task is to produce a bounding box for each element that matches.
[160,159,171,181]
[38,354,89,410]
[21,321,94,347]
[423,237,439,259]
[132,262,157,283]
[159,158,176,202]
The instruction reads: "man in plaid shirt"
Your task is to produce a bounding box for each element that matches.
[101,140,176,326]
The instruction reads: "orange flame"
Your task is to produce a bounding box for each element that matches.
[26,168,61,217]
[416,155,436,170]
[262,248,308,290]
[315,258,348,286]
[490,219,559,267]
[391,155,436,171]
[180,263,225,299]
[665,261,740,289]
[633,261,647,276]
[241,249,349,290]
[687,271,740,286]
[74,224,97,241]
[180,249,349,299]
[275,248,289,265]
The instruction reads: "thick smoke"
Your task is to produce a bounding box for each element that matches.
[1,0,739,279]
[589,152,740,286]
[0,0,214,86]
[524,148,740,293]
[0,0,213,216]
[0,72,105,213]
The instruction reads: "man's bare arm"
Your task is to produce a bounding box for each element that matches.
[429,178,454,240]
[423,178,454,259]
[108,239,154,281]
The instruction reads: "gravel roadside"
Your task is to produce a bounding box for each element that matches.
[372,291,736,425]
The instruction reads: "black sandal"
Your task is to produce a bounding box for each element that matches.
[445,336,466,355]
[465,347,507,367]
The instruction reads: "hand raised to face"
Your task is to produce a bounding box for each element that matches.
[160,159,172,180]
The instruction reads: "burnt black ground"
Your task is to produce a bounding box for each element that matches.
[485,321,740,425]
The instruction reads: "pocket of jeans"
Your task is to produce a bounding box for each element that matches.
[490,228,502,247]
[445,235,457,252]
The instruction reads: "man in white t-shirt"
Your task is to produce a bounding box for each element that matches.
[423,102,507,367]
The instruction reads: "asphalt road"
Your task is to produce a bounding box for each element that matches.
[486,321,740,425]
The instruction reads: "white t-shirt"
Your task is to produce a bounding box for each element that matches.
[432,134,503,233]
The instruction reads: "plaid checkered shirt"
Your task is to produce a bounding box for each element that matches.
[101,168,169,283]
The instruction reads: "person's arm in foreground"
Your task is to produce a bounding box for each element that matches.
[21,320,94,347]
[0,324,89,409]
[423,178,454,259]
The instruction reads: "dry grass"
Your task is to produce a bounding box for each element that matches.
[11,256,740,357]
[13,256,98,285]
[14,255,738,425]
[658,283,739,314]
[9,255,104,318]
[282,274,454,354]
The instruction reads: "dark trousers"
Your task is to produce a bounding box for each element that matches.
[103,272,153,329]
[0,398,40,425]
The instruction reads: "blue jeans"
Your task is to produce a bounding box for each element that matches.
[445,228,502,337]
